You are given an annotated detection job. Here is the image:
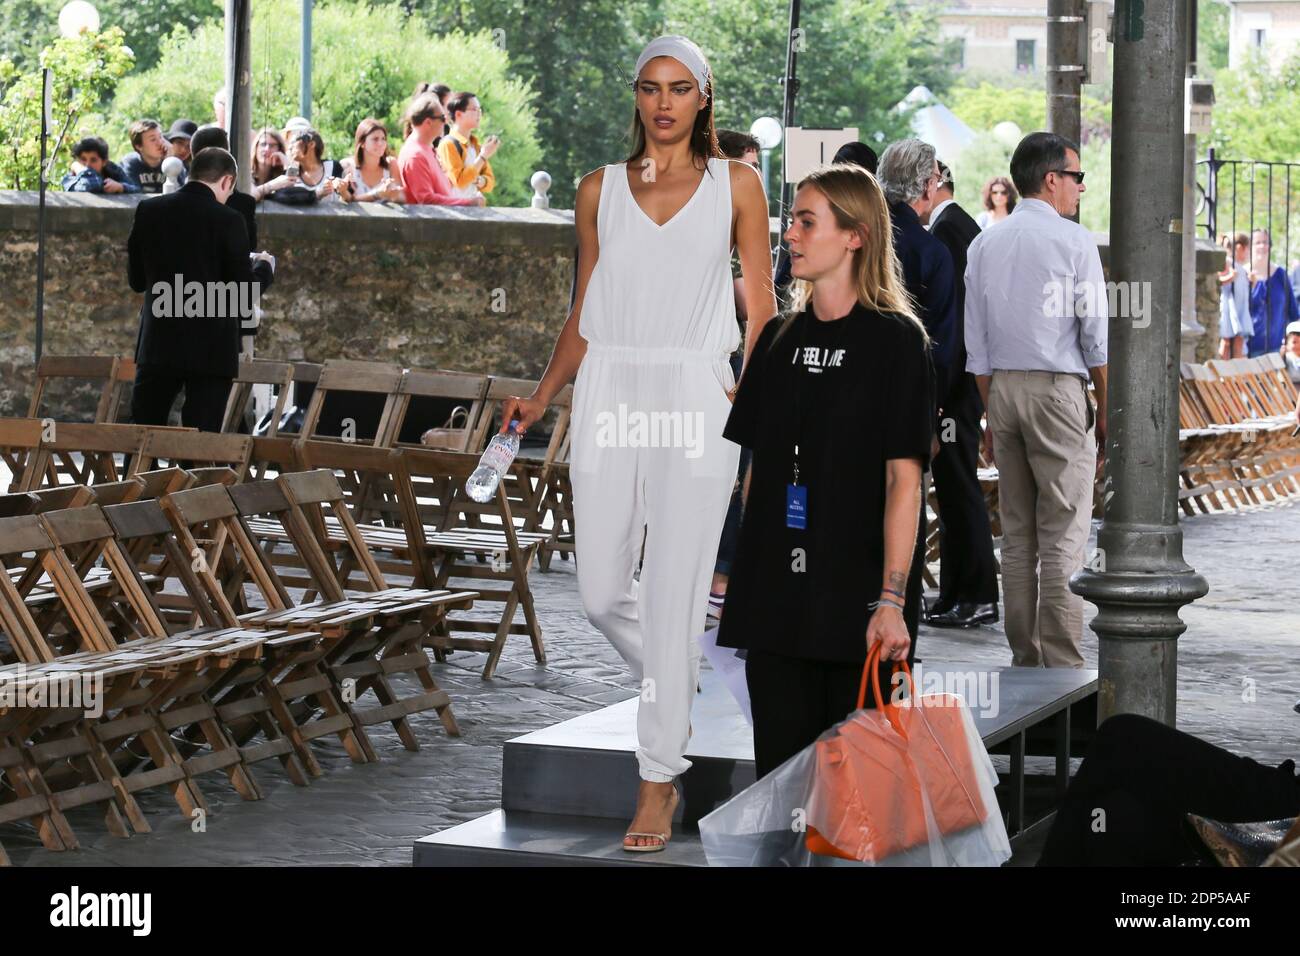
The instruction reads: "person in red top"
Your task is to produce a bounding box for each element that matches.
[397,94,484,207]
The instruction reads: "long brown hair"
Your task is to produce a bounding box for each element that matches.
[981,175,1018,213]
[622,57,721,174]
[250,127,287,185]
[783,164,926,341]
[352,117,393,173]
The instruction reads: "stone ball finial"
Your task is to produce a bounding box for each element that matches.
[530,170,551,209]
[161,156,185,193]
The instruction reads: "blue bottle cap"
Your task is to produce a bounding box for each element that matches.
[508,419,520,431]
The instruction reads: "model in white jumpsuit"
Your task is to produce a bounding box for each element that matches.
[570,157,742,783]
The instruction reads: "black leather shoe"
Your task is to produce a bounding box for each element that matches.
[923,597,955,622]
[926,602,999,629]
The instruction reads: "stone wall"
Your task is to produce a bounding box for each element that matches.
[0,193,1227,420]
[0,192,575,419]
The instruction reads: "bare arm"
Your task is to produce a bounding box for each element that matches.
[866,456,923,661]
[1088,363,1108,466]
[731,162,778,374]
[499,167,602,432]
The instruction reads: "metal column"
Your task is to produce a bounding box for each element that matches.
[1070,0,1208,726]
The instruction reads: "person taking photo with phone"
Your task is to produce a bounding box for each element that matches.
[437,92,499,204]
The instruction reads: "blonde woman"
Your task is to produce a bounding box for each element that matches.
[716,163,936,780]
[498,35,776,852]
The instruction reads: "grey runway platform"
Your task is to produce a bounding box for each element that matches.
[414,665,1098,866]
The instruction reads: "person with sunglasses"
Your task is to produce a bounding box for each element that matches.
[977,176,1018,229]
[964,131,1107,670]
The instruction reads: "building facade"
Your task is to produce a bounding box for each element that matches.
[937,0,1049,75]
[1226,0,1300,70]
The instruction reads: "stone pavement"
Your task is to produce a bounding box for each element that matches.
[5,500,1299,866]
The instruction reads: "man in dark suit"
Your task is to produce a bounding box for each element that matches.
[127,147,275,432]
[923,163,1000,627]
[879,139,996,629]
[190,125,257,249]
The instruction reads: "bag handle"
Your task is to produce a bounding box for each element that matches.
[858,642,914,738]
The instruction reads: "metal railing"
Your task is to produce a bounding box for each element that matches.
[1196,148,1299,263]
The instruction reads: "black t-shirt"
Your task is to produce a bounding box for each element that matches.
[717,302,935,664]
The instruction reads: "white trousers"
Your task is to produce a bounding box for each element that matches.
[569,346,740,782]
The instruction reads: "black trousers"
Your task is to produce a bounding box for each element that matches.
[1038,713,1300,866]
[130,364,231,433]
[931,374,999,605]
[746,633,921,782]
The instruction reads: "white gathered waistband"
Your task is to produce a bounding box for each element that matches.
[584,343,732,363]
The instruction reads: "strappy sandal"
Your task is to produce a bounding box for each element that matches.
[622,781,681,853]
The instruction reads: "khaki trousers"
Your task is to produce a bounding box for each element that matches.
[988,370,1095,667]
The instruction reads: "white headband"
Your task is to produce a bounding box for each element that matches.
[634,35,711,95]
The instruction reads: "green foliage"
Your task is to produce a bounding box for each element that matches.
[410,0,952,208]
[1197,0,1230,75]
[948,83,1044,134]
[666,0,953,210]
[411,0,647,208]
[1207,52,1300,162]
[109,0,542,204]
[0,26,135,190]
[948,81,1111,142]
[0,1,223,76]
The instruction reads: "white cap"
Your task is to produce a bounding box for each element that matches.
[1286,320,1300,337]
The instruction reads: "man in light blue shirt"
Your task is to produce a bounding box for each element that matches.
[963,131,1108,668]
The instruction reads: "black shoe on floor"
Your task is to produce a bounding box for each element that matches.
[923,597,955,622]
[926,602,998,629]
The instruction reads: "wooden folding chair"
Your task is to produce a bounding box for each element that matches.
[31,507,280,804]
[221,358,295,441]
[100,498,343,783]
[0,418,48,494]
[393,447,547,679]
[297,360,405,447]
[165,476,476,752]
[525,385,576,571]
[127,429,254,483]
[390,368,491,453]
[0,513,224,843]
[269,361,324,439]
[26,355,134,424]
[18,422,187,493]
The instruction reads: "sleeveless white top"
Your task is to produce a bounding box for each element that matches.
[347,162,394,198]
[579,157,740,358]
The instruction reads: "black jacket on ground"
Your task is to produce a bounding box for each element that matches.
[127,181,273,379]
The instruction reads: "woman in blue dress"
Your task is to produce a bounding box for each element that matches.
[1247,229,1299,356]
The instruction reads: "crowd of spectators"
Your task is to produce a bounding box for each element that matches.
[67,80,501,208]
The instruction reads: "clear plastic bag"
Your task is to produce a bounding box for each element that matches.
[699,659,1011,867]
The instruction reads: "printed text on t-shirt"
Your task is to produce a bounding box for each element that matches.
[792,346,846,373]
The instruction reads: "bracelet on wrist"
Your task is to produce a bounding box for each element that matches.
[877,597,905,613]
[881,586,905,600]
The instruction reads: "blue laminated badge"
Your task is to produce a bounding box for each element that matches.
[785,484,807,530]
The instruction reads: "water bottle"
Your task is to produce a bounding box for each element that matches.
[466,420,521,503]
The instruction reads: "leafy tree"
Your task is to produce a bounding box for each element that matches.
[1197,0,1229,75]
[665,0,954,208]
[0,26,134,189]
[108,0,542,205]
[0,0,222,76]
[411,0,649,208]
[948,81,1111,143]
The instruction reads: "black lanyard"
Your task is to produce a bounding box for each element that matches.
[788,311,815,486]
